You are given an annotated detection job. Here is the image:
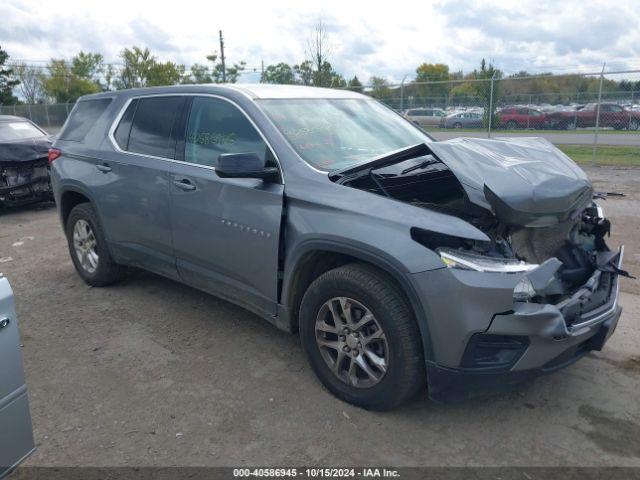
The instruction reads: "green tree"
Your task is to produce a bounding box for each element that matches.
[414,63,450,104]
[0,45,19,105]
[205,53,246,83]
[369,76,391,100]
[347,76,363,93]
[71,52,104,82]
[116,47,156,88]
[116,47,186,88]
[183,63,212,84]
[261,62,296,84]
[294,61,314,86]
[41,59,101,103]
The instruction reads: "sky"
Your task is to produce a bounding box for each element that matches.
[1,0,639,84]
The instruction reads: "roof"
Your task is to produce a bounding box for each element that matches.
[225,84,366,99]
[81,83,367,101]
[0,115,28,122]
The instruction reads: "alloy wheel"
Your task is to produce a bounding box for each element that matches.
[73,219,99,274]
[315,297,388,388]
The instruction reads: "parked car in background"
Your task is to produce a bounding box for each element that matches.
[0,274,35,477]
[404,108,446,127]
[440,111,483,128]
[548,103,640,130]
[499,106,549,129]
[51,85,624,409]
[0,116,52,207]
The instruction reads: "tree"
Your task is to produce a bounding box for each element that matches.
[347,76,363,93]
[294,61,314,86]
[183,63,212,84]
[306,18,332,87]
[116,47,156,89]
[205,53,246,83]
[0,45,19,105]
[14,62,44,103]
[414,63,450,103]
[369,76,391,100]
[146,61,185,87]
[41,59,101,103]
[116,47,186,88]
[261,62,296,84]
[71,52,104,82]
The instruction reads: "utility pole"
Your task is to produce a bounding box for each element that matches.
[261,59,264,82]
[592,62,606,165]
[219,30,226,83]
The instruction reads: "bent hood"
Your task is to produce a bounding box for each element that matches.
[0,137,52,163]
[427,136,593,227]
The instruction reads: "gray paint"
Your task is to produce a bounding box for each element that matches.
[0,276,35,476]
[50,84,621,392]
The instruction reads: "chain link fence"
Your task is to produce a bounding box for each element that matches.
[2,69,639,166]
[0,102,73,134]
[355,69,640,166]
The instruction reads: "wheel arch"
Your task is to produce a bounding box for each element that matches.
[282,240,435,362]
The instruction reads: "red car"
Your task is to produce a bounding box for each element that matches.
[548,103,640,130]
[499,106,549,129]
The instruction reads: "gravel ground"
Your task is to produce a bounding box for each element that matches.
[0,166,638,467]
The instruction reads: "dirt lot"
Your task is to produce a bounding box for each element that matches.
[1,166,639,467]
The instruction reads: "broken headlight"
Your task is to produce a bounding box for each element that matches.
[438,248,538,273]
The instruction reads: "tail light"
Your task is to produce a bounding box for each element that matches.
[48,148,61,165]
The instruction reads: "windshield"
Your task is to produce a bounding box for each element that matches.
[258,98,431,171]
[0,121,45,142]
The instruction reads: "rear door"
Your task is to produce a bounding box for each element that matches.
[0,276,34,477]
[168,96,284,316]
[98,96,187,278]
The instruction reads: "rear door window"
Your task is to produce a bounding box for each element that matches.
[127,96,185,158]
[58,98,112,142]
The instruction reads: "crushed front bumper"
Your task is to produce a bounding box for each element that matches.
[411,247,624,402]
[0,159,52,206]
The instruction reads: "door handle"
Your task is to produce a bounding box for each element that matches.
[0,317,9,330]
[173,179,196,191]
[96,163,112,173]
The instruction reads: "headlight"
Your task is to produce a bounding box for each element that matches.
[438,248,538,273]
[513,277,537,301]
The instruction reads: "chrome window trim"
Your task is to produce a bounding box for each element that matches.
[107,93,284,183]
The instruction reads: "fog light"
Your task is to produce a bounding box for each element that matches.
[513,277,536,302]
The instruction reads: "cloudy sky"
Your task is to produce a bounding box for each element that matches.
[1,0,639,83]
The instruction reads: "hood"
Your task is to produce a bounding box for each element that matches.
[0,137,52,163]
[427,137,593,227]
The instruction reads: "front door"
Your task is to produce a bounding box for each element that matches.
[169,96,284,317]
[0,276,34,477]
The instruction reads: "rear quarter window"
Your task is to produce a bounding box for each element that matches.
[58,98,113,142]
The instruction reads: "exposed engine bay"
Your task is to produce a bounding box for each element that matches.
[330,138,629,322]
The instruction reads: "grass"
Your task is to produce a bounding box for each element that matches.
[557,145,640,166]
[423,127,640,135]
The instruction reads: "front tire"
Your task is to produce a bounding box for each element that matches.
[66,203,125,286]
[299,264,425,410]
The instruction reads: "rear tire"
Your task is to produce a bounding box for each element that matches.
[66,203,126,287]
[505,120,518,129]
[299,263,425,410]
[453,122,462,129]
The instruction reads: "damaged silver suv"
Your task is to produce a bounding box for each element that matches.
[50,85,626,409]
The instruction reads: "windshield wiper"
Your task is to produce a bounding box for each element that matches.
[329,143,432,183]
[401,158,439,175]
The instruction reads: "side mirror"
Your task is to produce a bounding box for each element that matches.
[216,153,279,181]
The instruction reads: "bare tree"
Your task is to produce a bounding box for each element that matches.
[14,62,44,103]
[305,18,333,87]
